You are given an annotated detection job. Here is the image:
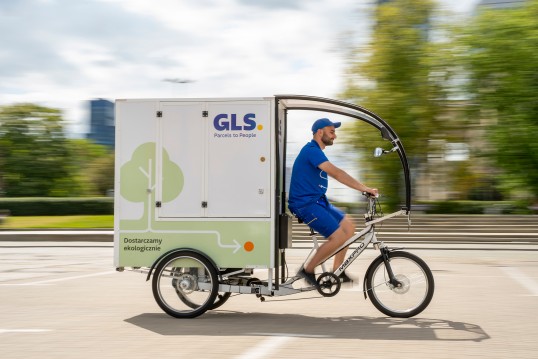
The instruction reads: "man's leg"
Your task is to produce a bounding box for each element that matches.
[304,214,354,273]
[332,215,355,271]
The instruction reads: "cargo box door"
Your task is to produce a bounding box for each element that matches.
[206,101,271,217]
[156,102,205,218]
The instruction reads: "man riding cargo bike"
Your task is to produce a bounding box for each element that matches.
[114,95,435,318]
[289,117,378,287]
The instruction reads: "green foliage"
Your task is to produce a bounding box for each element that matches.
[0,104,114,197]
[0,197,113,216]
[0,103,80,196]
[67,139,114,196]
[342,0,538,207]
[342,0,443,209]
[87,152,115,196]
[1,215,113,229]
[459,0,538,200]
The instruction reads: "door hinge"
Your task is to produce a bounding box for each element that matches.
[201,201,208,208]
[157,111,162,117]
[202,111,208,117]
[156,201,162,208]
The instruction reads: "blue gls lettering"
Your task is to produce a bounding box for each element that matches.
[213,113,257,131]
[230,114,242,130]
[214,114,230,131]
[243,113,256,131]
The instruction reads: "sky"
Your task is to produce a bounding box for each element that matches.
[0,0,479,137]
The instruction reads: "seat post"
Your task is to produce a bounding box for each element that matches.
[309,227,327,273]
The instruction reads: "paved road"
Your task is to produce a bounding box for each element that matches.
[0,241,537,359]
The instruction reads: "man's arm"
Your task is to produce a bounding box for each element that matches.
[318,161,378,195]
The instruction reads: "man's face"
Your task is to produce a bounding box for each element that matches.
[321,126,337,146]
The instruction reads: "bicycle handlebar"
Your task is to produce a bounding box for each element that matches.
[362,192,379,199]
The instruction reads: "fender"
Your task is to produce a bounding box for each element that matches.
[146,248,219,281]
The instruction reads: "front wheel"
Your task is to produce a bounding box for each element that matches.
[152,250,219,318]
[365,251,434,318]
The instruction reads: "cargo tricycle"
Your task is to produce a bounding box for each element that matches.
[114,95,434,318]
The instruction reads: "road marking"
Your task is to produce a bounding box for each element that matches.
[234,333,331,359]
[0,271,116,286]
[235,336,293,359]
[248,332,331,338]
[0,329,52,334]
[501,267,538,296]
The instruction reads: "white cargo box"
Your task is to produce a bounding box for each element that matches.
[114,97,278,269]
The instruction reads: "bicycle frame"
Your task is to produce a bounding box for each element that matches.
[331,209,407,278]
[303,210,406,276]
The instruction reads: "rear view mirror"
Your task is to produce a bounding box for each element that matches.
[374,146,398,157]
[374,147,384,157]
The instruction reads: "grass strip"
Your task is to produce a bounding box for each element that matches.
[0,215,113,229]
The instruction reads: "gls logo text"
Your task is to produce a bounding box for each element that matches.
[214,113,261,131]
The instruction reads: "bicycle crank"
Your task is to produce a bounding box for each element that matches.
[316,272,341,297]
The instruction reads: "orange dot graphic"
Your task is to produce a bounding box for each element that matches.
[244,241,254,252]
[257,124,263,131]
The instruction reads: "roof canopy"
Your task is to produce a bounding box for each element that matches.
[276,94,411,211]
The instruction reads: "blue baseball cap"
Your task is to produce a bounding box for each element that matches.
[312,118,341,133]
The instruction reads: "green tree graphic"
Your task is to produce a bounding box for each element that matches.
[120,142,183,209]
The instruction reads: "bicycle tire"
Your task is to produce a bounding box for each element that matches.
[152,250,219,318]
[210,292,232,310]
[365,251,434,318]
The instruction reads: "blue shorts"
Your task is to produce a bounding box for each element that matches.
[292,197,345,238]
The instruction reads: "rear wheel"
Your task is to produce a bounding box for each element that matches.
[365,251,434,318]
[210,292,232,310]
[152,250,218,318]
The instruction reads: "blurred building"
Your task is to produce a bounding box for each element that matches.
[87,99,115,149]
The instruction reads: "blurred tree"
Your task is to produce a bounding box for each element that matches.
[87,152,114,196]
[460,0,538,201]
[447,161,477,200]
[0,103,80,197]
[341,0,446,209]
[67,139,114,196]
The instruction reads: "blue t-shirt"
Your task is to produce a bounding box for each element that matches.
[288,140,329,211]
